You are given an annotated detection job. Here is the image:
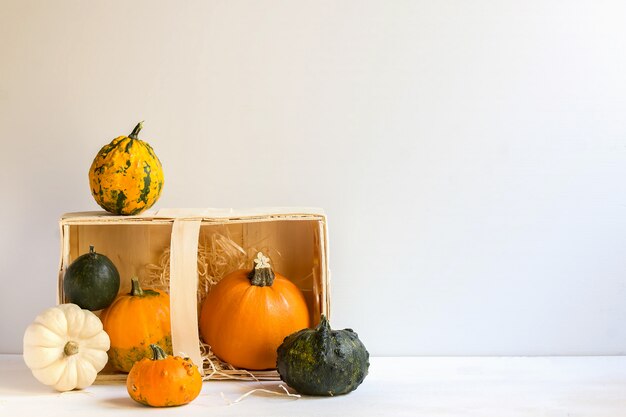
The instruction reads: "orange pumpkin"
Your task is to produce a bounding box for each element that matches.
[199,252,310,370]
[101,277,172,372]
[127,344,202,407]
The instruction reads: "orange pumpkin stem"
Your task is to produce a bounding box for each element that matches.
[128,277,161,298]
[129,121,144,139]
[149,344,168,361]
[130,277,144,296]
[247,252,275,287]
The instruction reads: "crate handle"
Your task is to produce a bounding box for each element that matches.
[169,218,203,373]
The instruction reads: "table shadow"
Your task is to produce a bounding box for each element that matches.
[98,396,145,409]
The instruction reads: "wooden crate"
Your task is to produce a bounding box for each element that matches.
[57,208,330,381]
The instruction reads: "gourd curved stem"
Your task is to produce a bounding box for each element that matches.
[149,344,168,361]
[129,121,144,140]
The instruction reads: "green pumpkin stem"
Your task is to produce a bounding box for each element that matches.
[130,277,144,296]
[149,344,168,361]
[248,252,275,287]
[318,314,331,334]
[89,245,95,256]
[128,121,144,139]
[129,276,160,297]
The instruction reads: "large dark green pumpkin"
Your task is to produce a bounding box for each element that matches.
[63,246,120,311]
[276,315,369,396]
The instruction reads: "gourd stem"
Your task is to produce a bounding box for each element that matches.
[64,341,79,356]
[130,277,144,296]
[150,344,168,360]
[248,252,275,287]
[129,121,144,139]
[89,245,95,255]
[318,314,331,334]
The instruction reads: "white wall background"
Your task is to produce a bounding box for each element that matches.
[2,0,626,355]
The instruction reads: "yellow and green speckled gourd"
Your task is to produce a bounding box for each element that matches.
[89,122,164,215]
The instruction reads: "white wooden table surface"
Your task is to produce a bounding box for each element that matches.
[2,354,626,416]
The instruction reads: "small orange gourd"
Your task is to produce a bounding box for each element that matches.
[101,277,172,372]
[127,344,202,407]
[199,252,310,370]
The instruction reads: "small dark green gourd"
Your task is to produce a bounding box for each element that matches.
[63,245,120,311]
[276,315,369,396]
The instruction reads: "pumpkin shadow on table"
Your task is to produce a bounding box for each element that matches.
[98,396,145,409]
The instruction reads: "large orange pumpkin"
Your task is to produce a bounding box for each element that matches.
[101,277,172,372]
[199,252,310,370]
[127,344,202,407]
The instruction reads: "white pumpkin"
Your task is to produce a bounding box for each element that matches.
[23,303,110,391]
